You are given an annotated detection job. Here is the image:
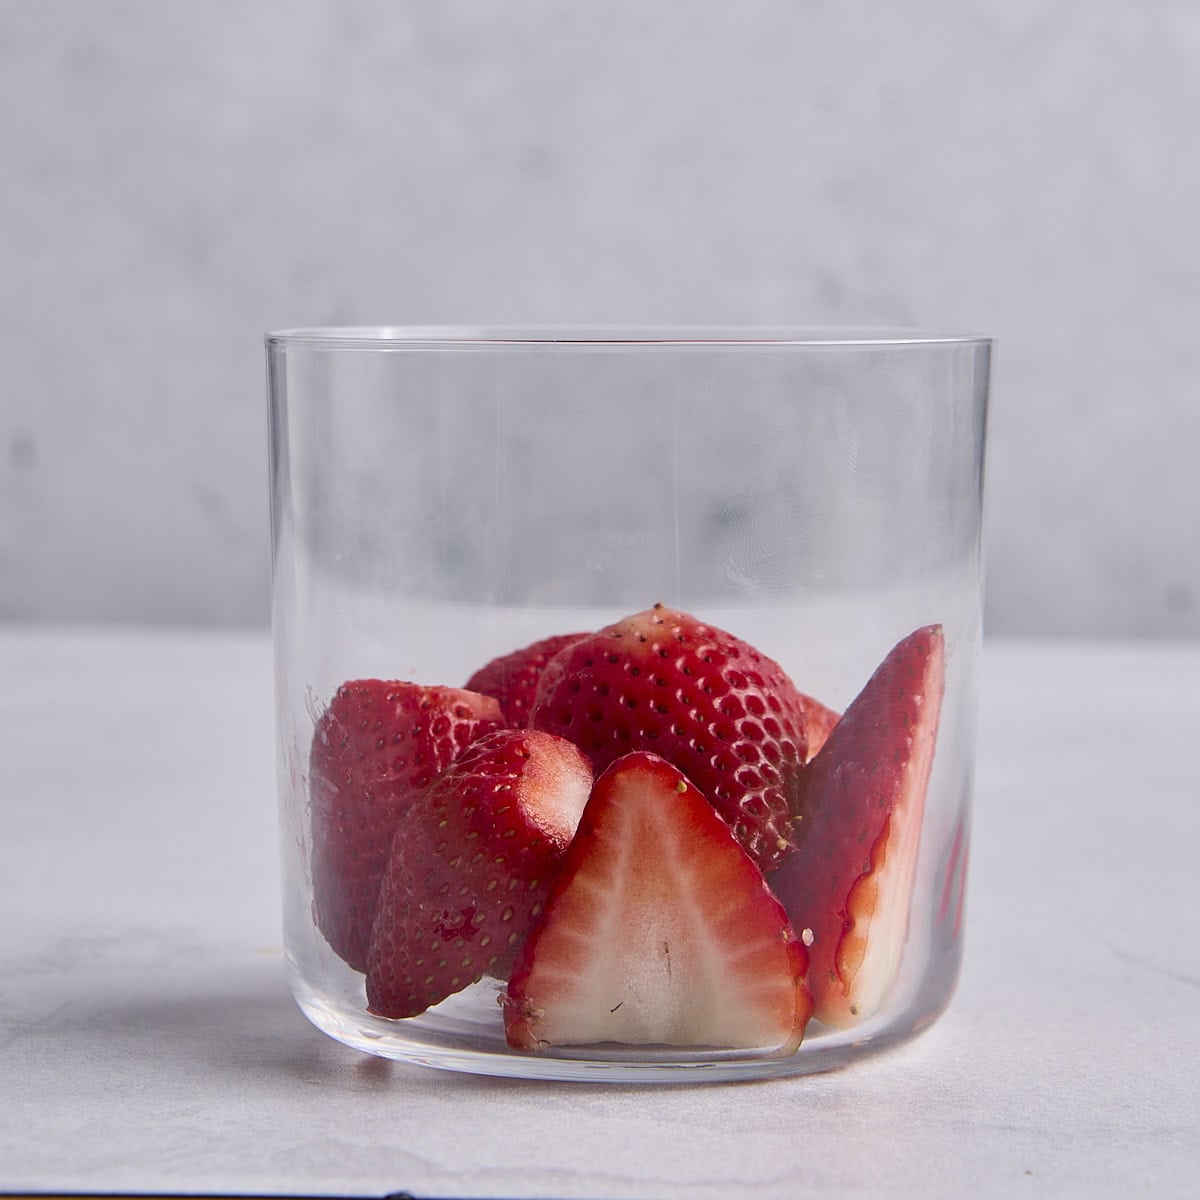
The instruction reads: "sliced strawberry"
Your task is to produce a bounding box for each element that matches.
[529,604,813,872]
[501,752,812,1053]
[309,679,505,972]
[465,632,588,727]
[771,625,945,1027]
[366,729,592,1019]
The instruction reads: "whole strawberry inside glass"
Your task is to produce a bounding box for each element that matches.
[267,327,990,1082]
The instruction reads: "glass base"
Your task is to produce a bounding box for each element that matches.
[289,946,962,1083]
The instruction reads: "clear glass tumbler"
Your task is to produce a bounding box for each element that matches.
[267,327,990,1082]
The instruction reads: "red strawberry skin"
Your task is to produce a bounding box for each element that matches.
[465,632,587,727]
[771,625,945,1027]
[528,605,811,872]
[366,729,592,1019]
[309,680,505,972]
[502,751,812,1053]
[799,696,840,761]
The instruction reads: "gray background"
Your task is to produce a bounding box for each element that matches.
[2,0,1197,637]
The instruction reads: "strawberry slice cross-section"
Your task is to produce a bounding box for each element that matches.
[772,624,946,1027]
[501,751,813,1054]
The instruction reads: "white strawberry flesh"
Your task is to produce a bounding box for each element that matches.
[502,751,812,1053]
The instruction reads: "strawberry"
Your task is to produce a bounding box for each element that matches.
[465,632,588,727]
[366,729,592,1019]
[309,679,505,972]
[799,695,840,761]
[528,604,812,871]
[501,751,812,1053]
[771,625,945,1027]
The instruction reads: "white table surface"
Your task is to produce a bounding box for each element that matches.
[1,626,1197,1199]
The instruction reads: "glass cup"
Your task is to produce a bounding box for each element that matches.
[267,327,990,1082]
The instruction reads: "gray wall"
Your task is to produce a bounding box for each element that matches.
[2,1,1197,636]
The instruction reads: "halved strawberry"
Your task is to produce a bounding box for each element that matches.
[771,625,945,1027]
[528,604,814,872]
[465,632,588,727]
[309,680,505,972]
[501,752,812,1053]
[366,729,592,1019]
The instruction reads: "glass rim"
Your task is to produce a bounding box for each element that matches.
[265,325,991,350]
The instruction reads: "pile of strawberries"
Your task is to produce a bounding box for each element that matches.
[308,604,944,1055]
